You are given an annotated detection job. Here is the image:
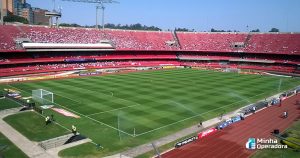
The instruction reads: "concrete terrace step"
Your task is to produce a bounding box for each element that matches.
[46,138,92,157]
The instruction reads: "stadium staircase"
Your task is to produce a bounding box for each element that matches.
[244,33,252,47]
[172,31,182,49]
[15,25,25,37]
[38,133,87,150]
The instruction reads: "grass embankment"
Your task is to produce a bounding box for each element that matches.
[0,132,28,158]
[4,112,69,142]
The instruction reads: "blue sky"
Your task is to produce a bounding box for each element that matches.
[27,0,300,32]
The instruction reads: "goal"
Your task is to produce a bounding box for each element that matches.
[224,68,241,73]
[32,89,54,104]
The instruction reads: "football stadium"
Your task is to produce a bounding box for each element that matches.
[0,0,300,158]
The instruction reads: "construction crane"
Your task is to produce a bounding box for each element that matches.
[46,0,62,27]
[52,0,57,12]
[61,0,119,29]
[0,0,3,25]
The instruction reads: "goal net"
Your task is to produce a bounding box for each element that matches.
[32,89,54,105]
[224,68,240,73]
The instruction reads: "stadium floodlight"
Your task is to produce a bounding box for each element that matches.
[61,0,119,29]
[32,89,54,105]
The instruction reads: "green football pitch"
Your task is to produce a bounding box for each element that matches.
[1,69,300,156]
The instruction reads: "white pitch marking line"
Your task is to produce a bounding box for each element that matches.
[6,84,134,137]
[87,104,140,116]
[35,111,71,132]
[34,110,104,148]
[54,93,82,104]
[61,84,139,106]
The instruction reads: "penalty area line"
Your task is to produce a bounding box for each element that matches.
[51,102,135,137]
[35,111,104,148]
[34,111,72,132]
[7,84,134,137]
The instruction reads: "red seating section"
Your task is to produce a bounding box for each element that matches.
[245,34,300,54]
[182,62,295,73]
[0,61,180,77]
[0,25,299,54]
[0,53,177,65]
[178,54,300,65]
[177,32,247,52]
[104,30,177,50]
[20,26,103,44]
[0,25,21,51]
[18,26,177,50]
[0,25,300,77]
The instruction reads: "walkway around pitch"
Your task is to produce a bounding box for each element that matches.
[0,107,92,158]
[0,108,54,158]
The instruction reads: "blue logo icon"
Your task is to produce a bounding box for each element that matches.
[246,138,256,149]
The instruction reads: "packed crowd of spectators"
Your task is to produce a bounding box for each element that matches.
[0,52,178,65]
[20,26,103,44]
[0,60,180,77]
[178,54,300,64]
[0,25,21,50]
[182,61,296,73]
[0,25,299,54]
[245,34,300,54]
[0,25,299,76]
[177,32,248,52]
[18,25,178,50]
[103,29,178,50]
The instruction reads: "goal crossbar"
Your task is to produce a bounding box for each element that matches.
[32,89,54,104]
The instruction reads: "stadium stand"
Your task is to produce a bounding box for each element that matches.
[0,60,181,77]
[245,34,300,54]
[20,25,103,44]
[0,25,21,51]
[176,32,248,52]
[104,29,178,50]
[0,24,300,77]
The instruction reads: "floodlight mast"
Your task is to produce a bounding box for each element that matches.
[61,0,119,29]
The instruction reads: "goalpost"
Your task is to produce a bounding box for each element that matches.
[224,68,241,73]
[32,89,54,104]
